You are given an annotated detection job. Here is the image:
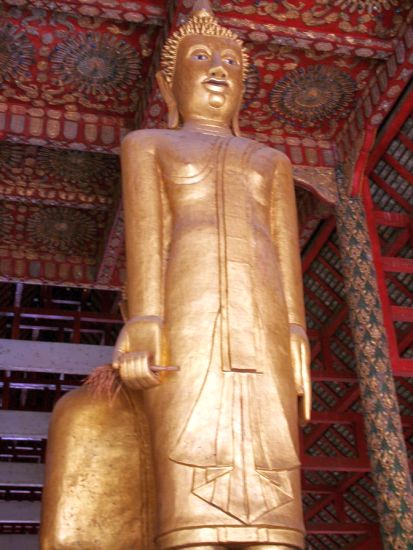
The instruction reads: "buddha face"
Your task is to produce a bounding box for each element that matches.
[172,34,244,127]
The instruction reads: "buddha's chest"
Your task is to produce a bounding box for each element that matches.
[158,134,273,207]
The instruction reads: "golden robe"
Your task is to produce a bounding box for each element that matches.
[122,130,306,549]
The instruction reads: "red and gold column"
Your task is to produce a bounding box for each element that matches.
[335,168,413,549]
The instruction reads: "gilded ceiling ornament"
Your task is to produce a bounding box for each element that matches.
[161,0,249,83]
[270,65,356,128]
[331,0,399,13]
[26,207,97,255]
[0,22,35,83]
[37,148,119,185]
[51,32,142,96]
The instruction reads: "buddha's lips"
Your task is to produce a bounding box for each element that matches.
[203,78,228,88]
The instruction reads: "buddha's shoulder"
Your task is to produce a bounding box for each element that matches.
[121,129,178,151]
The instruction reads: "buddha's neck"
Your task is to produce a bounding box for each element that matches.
[181,119,232,137]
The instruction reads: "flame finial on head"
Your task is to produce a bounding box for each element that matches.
[160,0,249,83]
[191,0,214,17]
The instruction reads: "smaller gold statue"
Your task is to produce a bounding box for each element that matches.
[40,2,311,548]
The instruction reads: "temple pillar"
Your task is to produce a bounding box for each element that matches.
[334,168,413,549]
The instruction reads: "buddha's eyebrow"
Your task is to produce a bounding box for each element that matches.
[187,44,212,55]
[221,48,241,60]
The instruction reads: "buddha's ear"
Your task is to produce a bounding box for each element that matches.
[156,71,179,129]
[231,89,244,137]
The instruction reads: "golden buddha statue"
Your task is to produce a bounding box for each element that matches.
[40,2,311,549]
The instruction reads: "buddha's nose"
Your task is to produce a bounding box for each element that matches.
[209,60,227,79]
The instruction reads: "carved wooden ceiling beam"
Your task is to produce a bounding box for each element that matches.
[3,0,165,25]
[221,16,395,60]
[338,14,413,160]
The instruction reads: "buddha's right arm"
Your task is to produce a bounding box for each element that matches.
[114,131,168,389]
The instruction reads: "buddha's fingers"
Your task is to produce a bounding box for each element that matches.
[119,352,161,390]
[150,365,180,372]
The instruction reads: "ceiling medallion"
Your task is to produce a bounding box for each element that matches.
[270,65,356,128]
[0,23,35,83]
[37,148,119,184]
[51,32,142,96]
[331,0,399,13]
[26,207,97,256]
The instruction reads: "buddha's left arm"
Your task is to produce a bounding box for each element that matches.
[270,153,311,425]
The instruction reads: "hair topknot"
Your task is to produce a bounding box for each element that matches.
[160,11,249,83]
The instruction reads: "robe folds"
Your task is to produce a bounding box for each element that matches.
[127,132,306,549]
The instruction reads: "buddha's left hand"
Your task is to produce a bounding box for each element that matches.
[289,324,312,426]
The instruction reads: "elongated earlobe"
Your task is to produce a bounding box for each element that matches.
[232,113,241,137]
[167,103,179,129]
[231,91,244,137]
[156,71,179,129]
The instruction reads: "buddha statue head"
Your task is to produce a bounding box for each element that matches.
[157,0,249,135]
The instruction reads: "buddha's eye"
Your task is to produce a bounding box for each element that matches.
[193,52,209,60]
[223,57,237,66]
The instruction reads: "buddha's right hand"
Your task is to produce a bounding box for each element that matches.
[112,315,170,390]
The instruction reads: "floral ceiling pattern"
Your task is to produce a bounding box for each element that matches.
[0,5,157,119]
[51,32,142,98]
[26,206,99,256]
[0,142,120,205]
[0,22,35,84]
[0,201,108,285]
[270,65,357,129]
